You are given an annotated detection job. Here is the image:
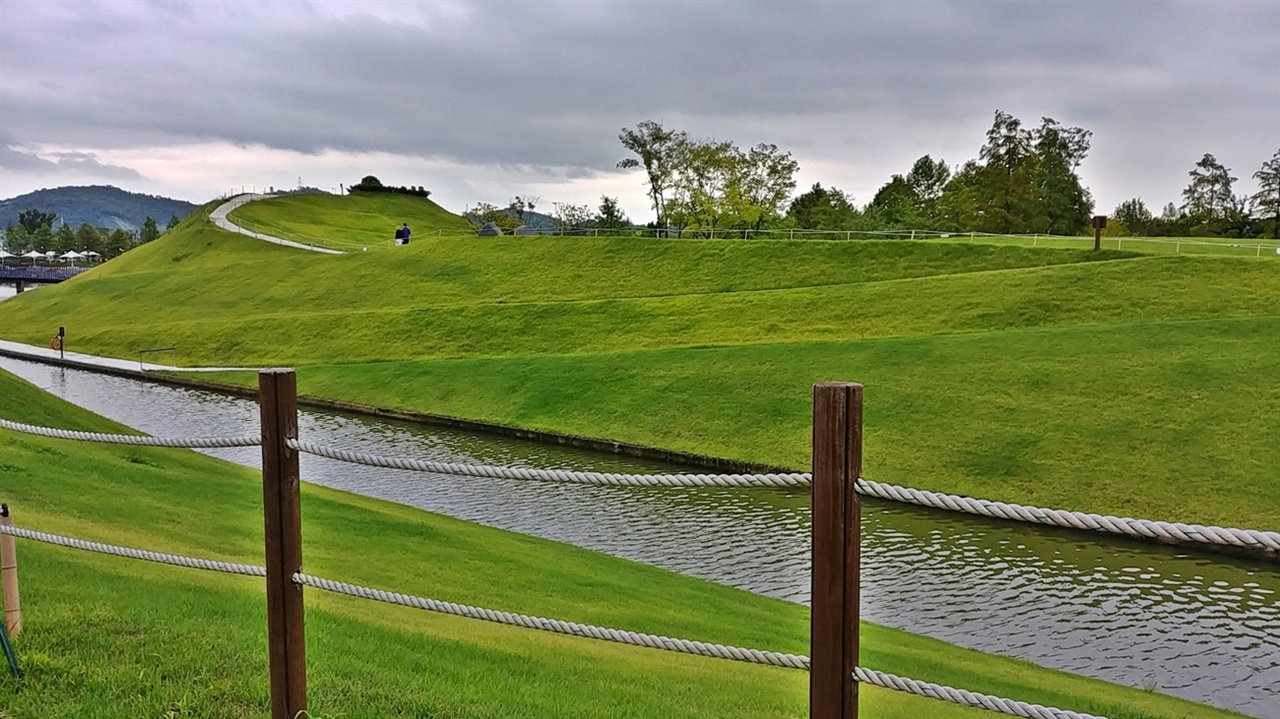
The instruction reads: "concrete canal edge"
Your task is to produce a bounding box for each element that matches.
[3,346,1274,561]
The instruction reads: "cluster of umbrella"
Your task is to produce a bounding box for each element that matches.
[0,249,102,266]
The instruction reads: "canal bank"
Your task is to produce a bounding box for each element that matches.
[2,355,1276,716]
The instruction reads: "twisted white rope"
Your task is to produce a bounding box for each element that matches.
[855,478,1280,553]
[294,572,810,668]
[5,415,1272,552]
[288,439,1278,552]
[2,522,1106,718]
[853,667,1105,719]
[298,573,1106,719]
[0,418,260,449]
[289,439,811,488]
[0,524,265,577]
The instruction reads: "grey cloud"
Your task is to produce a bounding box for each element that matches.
[0,140,143,181]
[1,0,1276,206]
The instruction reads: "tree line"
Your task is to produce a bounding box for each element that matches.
[613,112,1280,240]
[1,209,180,256]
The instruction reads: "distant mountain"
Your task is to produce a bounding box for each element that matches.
[0,185,198,232]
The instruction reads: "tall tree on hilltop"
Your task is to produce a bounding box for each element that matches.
[667,139,736,234]
[867,175,917,228]
[1032,117,1093,235]
[618,120,689,230]
[905,155,951,226]
[1250,149,1280,239]
[1181,154,1238,235]
[975,110,1038,232]
[732,143,800,231]
[788,183,860,230]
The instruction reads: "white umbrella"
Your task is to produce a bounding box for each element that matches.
[0,249,12,266]
[22,250,44,266]
[60,251,83,259]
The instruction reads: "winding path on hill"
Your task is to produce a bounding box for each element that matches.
[209,194,343,255]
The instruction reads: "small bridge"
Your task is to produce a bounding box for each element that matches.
[0,266,88,292]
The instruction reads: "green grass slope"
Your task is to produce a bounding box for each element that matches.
[0,194,1276,530]
[0,369,1241,718]
[227,191,476,249]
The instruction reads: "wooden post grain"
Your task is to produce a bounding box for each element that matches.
[259,370,306,719]
[0,504,20,637]
[810,383,863,719]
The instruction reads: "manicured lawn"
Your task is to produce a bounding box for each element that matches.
[0,193,1275,532]
[0,369,1242,718]
[199,314,1280,530]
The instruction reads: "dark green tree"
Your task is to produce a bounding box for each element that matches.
[904,155,951,226]
[74,223,104,254]
[1032,117,1093,234]
[1112,198,1153,236]
[594,195,631,231]
[140,216,160,244]
[974,110,1038,232]
[787,183,860,230]
[1181,154,1237,235]
[17,208,57,234]
[166,215,181,231]
[1250,149,1280,239]
[867,176,917,227]
[54,223,76,253]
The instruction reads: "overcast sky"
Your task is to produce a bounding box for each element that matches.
[2,0,1277,222]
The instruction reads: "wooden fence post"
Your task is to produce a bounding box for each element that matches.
[0,504,20,637]
[810,383,862,719]
[259,369,307,719]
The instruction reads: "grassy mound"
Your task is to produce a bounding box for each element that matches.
[0,193,1276,530]
[0,369,1242,718]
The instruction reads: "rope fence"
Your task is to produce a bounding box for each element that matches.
[1,370,1269,719]
[1,417,1274,552]
[0,522,1105,719]
[286,438,1280,553]
[0,418,260,449]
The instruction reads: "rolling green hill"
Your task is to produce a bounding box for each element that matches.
[1,193,1277,529]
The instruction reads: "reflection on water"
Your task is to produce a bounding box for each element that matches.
[2,357,1277,717]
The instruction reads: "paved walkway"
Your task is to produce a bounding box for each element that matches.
[209,194,343,255]
[0,338,254,374]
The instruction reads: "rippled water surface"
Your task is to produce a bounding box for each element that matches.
[3,357,1277,717]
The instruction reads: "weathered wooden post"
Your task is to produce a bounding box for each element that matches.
[259,369,306,719]
[0,504,20,637]
[1092,215,1107,252]
[810,383,862,719]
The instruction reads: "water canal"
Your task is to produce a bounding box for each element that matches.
[1,355,1276,717]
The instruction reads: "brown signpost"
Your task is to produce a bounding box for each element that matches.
[810,383,863,719]
[1092,215,1107,251]
[259,369,307,719]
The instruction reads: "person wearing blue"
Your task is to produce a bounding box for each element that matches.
[400,223,411,245]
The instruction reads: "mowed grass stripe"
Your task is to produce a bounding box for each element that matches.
[5,249,1273,366]
[192,315,1280,530]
